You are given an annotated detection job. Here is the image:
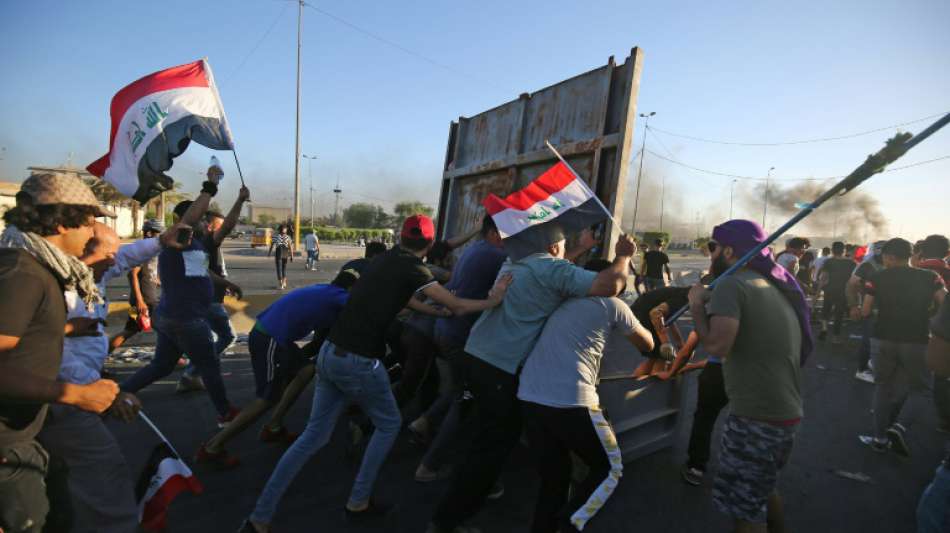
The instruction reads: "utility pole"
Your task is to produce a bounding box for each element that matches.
[631,111,655,236]
[729,179,737,219]
[333,174,343,226]
[292,0,303,249]
[762,166,775,230]
[303,154,317,230]
[659,175,666,232]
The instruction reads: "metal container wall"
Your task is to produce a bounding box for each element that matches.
[436,48,644,257]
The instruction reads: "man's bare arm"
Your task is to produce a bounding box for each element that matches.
[565,229,597,263]
[422,274,512,316]
[213,186,251,246]
[0,358,118,414]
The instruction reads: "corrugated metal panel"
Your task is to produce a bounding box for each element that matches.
[437,48,644,257]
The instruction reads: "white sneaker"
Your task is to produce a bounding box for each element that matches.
[854,370,874,384]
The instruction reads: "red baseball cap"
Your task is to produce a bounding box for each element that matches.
[401,214,435,240]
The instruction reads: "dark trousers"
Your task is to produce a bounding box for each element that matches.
[421,337,473,471]
[522,401,622,533]
[686,362,728,471]
[432,353,521,529]
[856,318,873,371]
[275,256,288,280]
[822,289,846,335]
[392,325,439,409]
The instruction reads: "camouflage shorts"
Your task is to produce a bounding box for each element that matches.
[712,414,798,523]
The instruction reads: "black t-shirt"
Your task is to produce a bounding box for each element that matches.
[203,233,228,303]
[631,286,689,357]
[329,246,435,358]
[820,257,855,294]
[0,249,66,446]
[867,266,944,343]
[341,257,370,275]
[128,256,160,307]
[644,251,670,279]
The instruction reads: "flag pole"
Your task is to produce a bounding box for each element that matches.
[202,57,246,189]
[666,112,950,325]
[231,150,247,188]
[137,410,184,459]
[544,140,621,231]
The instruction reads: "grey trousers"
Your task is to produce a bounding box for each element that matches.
[36,405,138,533]
[871,339,932,439]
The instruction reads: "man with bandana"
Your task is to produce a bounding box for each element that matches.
[688,219,813,533]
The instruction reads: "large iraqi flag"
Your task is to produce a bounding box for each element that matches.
[483,161,609,260]
[87,59,234,203]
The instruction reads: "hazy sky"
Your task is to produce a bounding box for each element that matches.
[1,0,947,240]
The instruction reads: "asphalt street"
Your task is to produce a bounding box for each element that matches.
[99,241,943,532]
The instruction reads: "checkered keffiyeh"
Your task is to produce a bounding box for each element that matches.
[0,225,103,308]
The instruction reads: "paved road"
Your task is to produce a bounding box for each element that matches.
[101,242,942,532]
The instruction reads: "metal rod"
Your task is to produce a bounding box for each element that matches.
[667,112,950,325]
[231,150,247,188]
[292,0,303,249]
[544,140,621,229]
[138,410,183,459]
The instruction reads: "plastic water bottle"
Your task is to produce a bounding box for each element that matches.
[209,155,223,182]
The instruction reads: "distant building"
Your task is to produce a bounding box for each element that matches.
[247,204,292,225]
[0,181,19,232]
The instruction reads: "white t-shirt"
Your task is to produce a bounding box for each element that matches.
[776,251,799,275]
[304,233,319,251]
[518,296,639,409]
[812,255,829,282]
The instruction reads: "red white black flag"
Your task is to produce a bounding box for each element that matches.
[135,442,203,531]
[87,59,233,203]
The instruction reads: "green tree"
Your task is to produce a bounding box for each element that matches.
[257,214,275,226]
[344,202,382,228]
[393,201,434,221]
[694,236,711,250]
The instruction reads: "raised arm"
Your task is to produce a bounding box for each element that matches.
[588,234,636,297]
[445,216,484,250]
[213,186,251,247]
[565,229,597,263]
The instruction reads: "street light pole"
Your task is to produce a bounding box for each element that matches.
[659,175,666,232]
[292,0,303,249]
[730,179,737,219]
[762,166,775,230]
[631,111,655,236]
[303,154,317,230]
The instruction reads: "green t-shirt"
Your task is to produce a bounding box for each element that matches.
[708,269,803,421]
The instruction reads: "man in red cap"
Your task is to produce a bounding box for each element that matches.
[242,214,513,532]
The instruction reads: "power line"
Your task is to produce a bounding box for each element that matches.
[224,2,292,82]
[646,111,949,147]
[645,148,950,183]
[302,2,495,88]
[646,127,727,190]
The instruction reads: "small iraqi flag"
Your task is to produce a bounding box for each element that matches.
[135,442,203,531]
[87,59,234,203]
[483,161,608,260]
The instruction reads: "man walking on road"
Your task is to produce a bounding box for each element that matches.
[817,241,854,344]
[304,230,320,270]
[689,219,812,533]
[642,239,672,291]
[862,238,946,456]
[848,241,886,383]
[0,173,121,532]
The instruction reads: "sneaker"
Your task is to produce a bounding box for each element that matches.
[415,464,453,483]
[176,374,206,394]
[344,500,395,520]
[217,406,241,429]
[859,434,889,453]
[237,519,268,533]
[195,443,240,469]
[259,425,299,444]
[681,465,704,486]
[886,425,910,457]
[854,370,875,384]
[486,481,504,500]
[408,417,431,445]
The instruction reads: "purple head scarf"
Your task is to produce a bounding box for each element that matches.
[711,219,814,365]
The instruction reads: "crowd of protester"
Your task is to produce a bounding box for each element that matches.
[0,171,948,533]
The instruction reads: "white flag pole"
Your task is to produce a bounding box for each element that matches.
[544,140,622,231]
[202,57,247,188]
[137,409,183,459]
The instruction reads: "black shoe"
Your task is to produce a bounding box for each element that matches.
[344,500,395,520]
[886,424,910,457]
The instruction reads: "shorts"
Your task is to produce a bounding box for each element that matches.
[123,304,156,332]
[713,414,798,523]
[249,328,305,402]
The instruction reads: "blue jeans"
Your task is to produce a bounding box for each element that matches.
[251,342,401,522]
[856,318,873,372]
[917,464,950,533]
[121,313,231,416]
[306,249,318,269]
[644,277,667,291]
[183,303,235,378]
